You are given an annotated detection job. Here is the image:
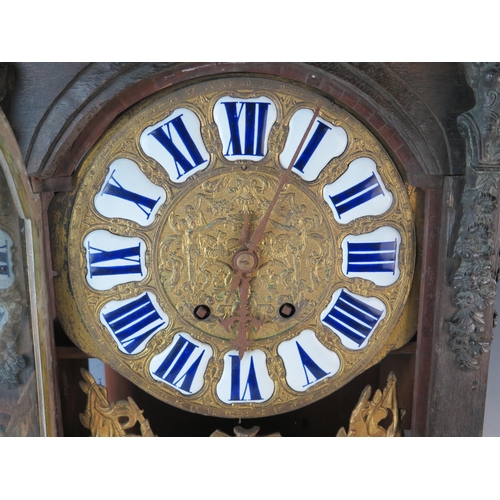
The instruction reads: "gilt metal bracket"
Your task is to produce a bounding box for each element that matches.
[450,63,500,370]
[79,368,155,437]
[337,372,405,437]
[211,426,281,437]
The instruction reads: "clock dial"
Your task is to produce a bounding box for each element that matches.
[51,76,416,418]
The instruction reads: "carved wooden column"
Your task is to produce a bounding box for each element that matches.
[451,62,500,370]
[412,63,500,436]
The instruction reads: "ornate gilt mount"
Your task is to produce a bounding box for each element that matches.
[79,368,155,437]
[337,372,405,437]
[451,63,500,370]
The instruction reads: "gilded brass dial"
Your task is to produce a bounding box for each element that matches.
[51,76,417,418]
[158,168,334,342]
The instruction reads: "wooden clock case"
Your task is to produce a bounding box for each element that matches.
[2,62,494,436]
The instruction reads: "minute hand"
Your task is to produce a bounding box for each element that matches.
[246,105,322,253]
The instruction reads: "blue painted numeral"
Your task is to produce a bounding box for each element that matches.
[292,121,332,173]
[222,101,270,157]
[88,242,142,277]
[296,342,330,387]
[101,170,161,219]
[102,293,165,354]
[229,354,263,401]
[149,114,207,179]
[330,172,384,219]
[347,239,397,274]
[0,242,9,277]
[153,335,205,394]
[323,290,383,346]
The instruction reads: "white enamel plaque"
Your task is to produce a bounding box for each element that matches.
[278,329,340,392]
[216,349,274,404]
[214,96,277,161]
[150,332,213,396]
[341,226,402,286]
[280,108,347,181]
[0,304,8,330]
[321,288,387,350]
[84,230,147,291]
[99,292,169,355]
[323,157,393,224]
[94,158,167,226]
[140,108,209,183]
[0,230,14,289]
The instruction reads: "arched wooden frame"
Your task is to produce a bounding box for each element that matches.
[33,62,486,436]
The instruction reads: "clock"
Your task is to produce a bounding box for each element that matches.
[50,76,417,418]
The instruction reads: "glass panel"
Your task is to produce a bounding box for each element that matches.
[0,166,40,436]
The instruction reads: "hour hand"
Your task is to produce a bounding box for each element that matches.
[221,272,263,358]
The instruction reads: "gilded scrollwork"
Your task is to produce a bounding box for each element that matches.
[158,171,334,341]
[79,368,155,437]
[337,371,405,437]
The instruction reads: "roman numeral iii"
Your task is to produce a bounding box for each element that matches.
[341,226,402,286]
